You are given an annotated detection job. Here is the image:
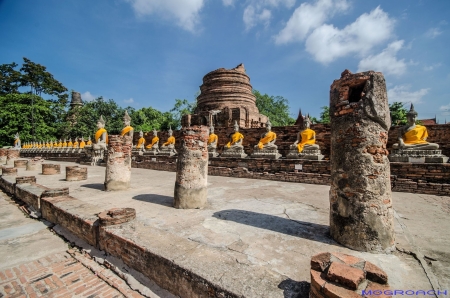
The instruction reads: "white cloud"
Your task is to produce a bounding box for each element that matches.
[439,103,450,112]
[387,85,429,104]
[423,63,442,71]
[305,7,395,64]
[125,0,205,32]
[426,27,443,39]
[124,98,134,104]
[81,91,96,102]
[275,0,349,44]
[357,40,407,76]
[243,5,272,30]
[222,0,235,6]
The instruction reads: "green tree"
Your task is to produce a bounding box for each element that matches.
[168,99,197,129]
[389,102,408,126]
[130,107,167,132]
[253,90,295,126]
[0,94,58,146]
[0,62,21,95]
[318,106,330,124]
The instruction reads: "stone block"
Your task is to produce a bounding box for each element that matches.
[326,262,365,290]
[1,167,17,176]
[311,252,332,271]
[42,164,61,175]
[98,208,136,226]
[364,261,388,284]
[14,159,28,168]
[66,166,88,181]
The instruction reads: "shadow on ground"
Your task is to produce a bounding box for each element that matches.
[133,194,173,207]
[213,209,335,244]
[80,183,104,190]
[278,279,310,298]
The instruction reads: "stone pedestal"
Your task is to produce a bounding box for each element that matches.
[0,148,7,164]
[42,164,61,175]
[14,159,28,168]
[104,135,132,191]
[250,148,281,159]
[158,147,176,157]
[286,148,324,160]
[389,149,449,163]
[310,252,390,298]
[26,159,43,171]
[66,166,88,181]
[220,148,247,158]
[329,70,394,253]
[174,126,209,209]
[6,149,20,165]
[16,176,37,184]
[98,208,136,226]
[208,148,219,158]
[143,147,159,156]
[1,167,17,176]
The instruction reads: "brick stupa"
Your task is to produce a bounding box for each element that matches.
[182,63,267,128]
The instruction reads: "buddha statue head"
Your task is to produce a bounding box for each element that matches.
[407,103,418,126]
[234,120,239,132]
[97,115,106,129]
[123,110,131,127]
[168,126,173,136]
[304,114,312,129]
[266,118,272,132]
[139,130,144,138]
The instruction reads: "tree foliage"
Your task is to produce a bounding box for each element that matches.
[253,90,295,126]
[318,106,330,124]
[389,102,408,126]
[0,62,21,95]
[0,94,59,146]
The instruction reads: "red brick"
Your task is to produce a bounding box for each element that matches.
[364,261,388,284]
[326,262,365,290]
[310,269,327,292]
[323,282,362,298]
[311,252,332,272]
[331,252,365,267]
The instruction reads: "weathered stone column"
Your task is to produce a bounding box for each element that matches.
[26,159,41,171]
[174,126,209,209]
[42,164,61,175]
[66,166,88,181]
[1,167,17,176]
[6,149,20,165]
[329,70,394,253]
[0,148,7,164]
[14,159,28,168]
[104,135,132,191]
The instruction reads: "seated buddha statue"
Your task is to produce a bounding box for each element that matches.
[79,137,86,149]
[207,126,219,157]
[291,115,320,152]
[93,115,108,149]
[392,104,439,150]
[86,136,92,146]
[159,126,177,156]
[62,139,67,148]
[73,138,79,148]
[145,129,159,152]
[222,121,247,158]
[136,130,146,151]
[254,118,277,150]
[120,110,134,137]
[67,138,73,148]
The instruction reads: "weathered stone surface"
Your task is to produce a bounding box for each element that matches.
[1,167,17,176]
[6,149,20,165]
[98,208,136,226]
[0,148,7,164]
[174,126,209,209]
[13,159,28,168]
[26,158,44,171]
[104,135,132,191]
[329,70,395,253]
[42,187,69,198]
[42,163,61,175]
[311,252,332,272]
[16,176,36,184]
[184,63,268,128]
[66,166,87,181]
[326,262,365,290]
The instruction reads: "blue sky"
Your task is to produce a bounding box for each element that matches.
[1,0,449,122]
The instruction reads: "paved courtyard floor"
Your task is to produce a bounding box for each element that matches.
[2,160,449,297]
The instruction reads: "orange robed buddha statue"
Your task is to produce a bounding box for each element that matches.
[159,126,177,156]
[251,118,281,159]
[287,114,323,160]
[145,129,159,151]
[207,125,219,157]
[136,130,146,150]
[221,121,247,158]
[120,110,134,137]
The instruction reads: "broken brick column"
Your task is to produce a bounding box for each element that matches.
[42,164,61,175]
[104,135,132,191]
[0,148,7,164]
[66,166,88,181]
[14,159,28,168]
[1,166,17,176]
[310,252,390,297]
[6,149,20,166]
[174,126,209,209]
[329,70,394,252]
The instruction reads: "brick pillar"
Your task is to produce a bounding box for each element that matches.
[310,252,390,298]
[42,164,61,175]
[0,148,7,164]
[6,149,20,165]
[16,176,37,184]
[1,167,17,176]
[14,159,28,168]
[329,70,394,252]
[174,125,209,209]
[26,160,41,171]
[104,135,132,191]
[66,166,88,181]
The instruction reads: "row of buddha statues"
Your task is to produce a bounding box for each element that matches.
[13,104,450,163]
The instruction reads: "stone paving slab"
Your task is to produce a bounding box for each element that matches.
[4,160,450,296]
